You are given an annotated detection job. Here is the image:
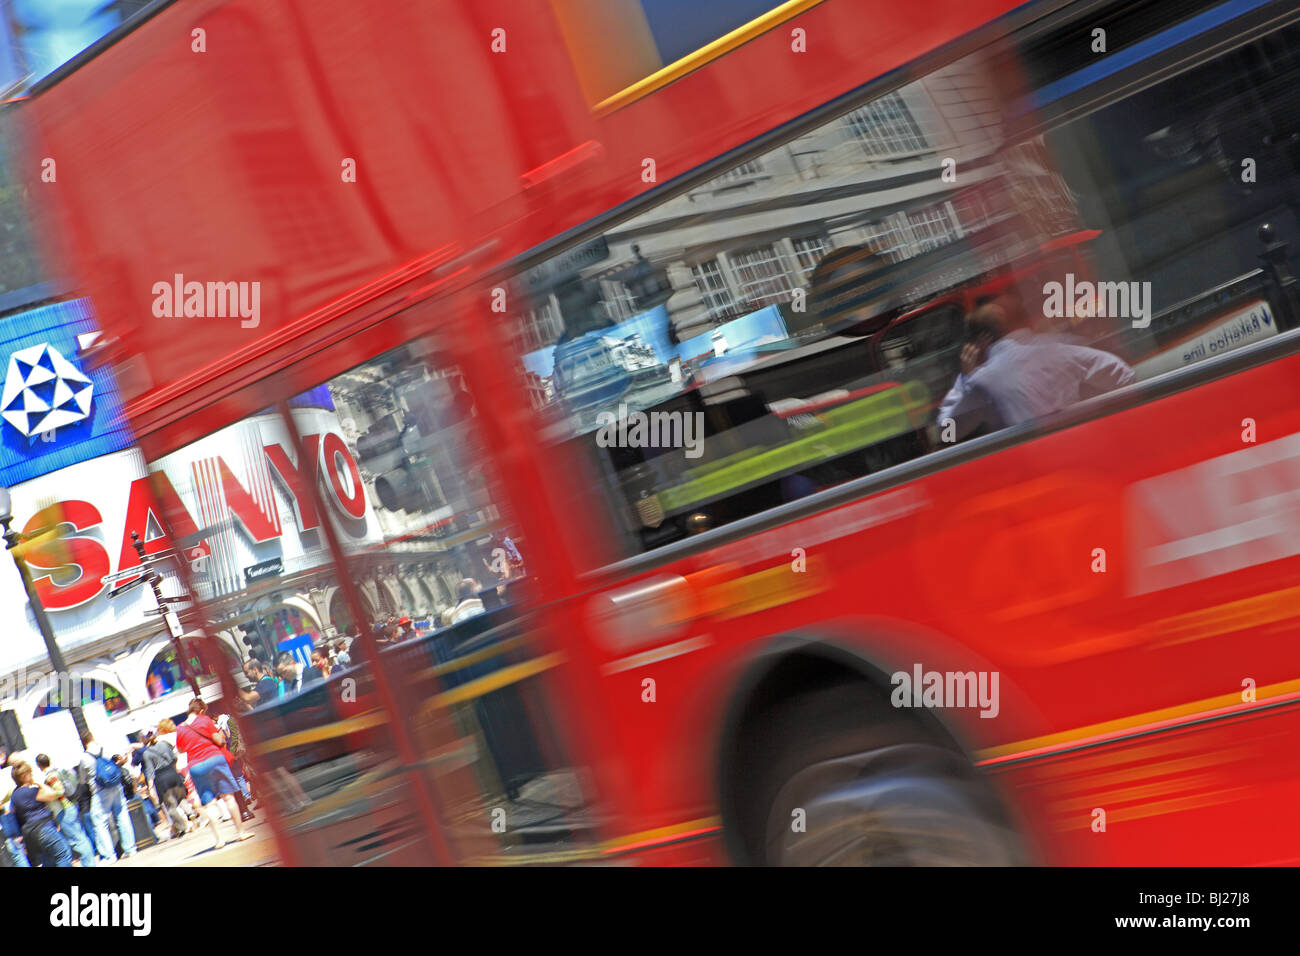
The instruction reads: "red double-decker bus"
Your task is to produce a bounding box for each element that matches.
[16,0,1300,865]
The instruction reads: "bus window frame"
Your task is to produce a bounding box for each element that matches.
[485,0,1096,294]
[1009,0,1300,135]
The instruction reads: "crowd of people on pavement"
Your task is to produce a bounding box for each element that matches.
[0,573,508,867]
[0,696,258,866]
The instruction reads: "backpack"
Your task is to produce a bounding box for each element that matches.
[221,717,245,757]
[93,754,122,789]
[146,740,178,771]
[56,767,86,808]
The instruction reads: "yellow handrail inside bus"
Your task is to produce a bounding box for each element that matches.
[413,634,532,680]
[418,653,565,716]
[250,709,387,755]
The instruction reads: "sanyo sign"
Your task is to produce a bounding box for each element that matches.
[7,405,380,616]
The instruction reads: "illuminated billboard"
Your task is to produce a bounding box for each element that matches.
[0,297,134,488]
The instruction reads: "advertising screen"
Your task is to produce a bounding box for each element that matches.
[0,297,135,488]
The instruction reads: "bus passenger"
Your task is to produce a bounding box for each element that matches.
[937,302,1134,441]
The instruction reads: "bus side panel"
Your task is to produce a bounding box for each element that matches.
[570,348,1300,864]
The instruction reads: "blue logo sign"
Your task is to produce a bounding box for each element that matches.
[0,298,134,489]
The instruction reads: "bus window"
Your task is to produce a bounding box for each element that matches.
[510,55,1086,553]
[1017,18,1300,374]
[511,9,1300,556]
[138,341,600,865]
[242,340,600,864]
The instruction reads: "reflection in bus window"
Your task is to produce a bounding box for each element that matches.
[513,21,1300,554]
[222,344,599,864]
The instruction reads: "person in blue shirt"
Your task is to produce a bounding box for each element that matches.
[8,760,73,867]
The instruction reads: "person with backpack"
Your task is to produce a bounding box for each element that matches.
[33,754,95,867]
[143,720,192,840]
[77,732,138,862]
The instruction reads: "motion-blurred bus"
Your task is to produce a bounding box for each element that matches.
[17,0,1300,864]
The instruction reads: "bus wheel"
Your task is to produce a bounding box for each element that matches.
[755,685,1022,866]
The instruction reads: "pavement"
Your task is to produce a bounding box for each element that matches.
[109,813,280,868]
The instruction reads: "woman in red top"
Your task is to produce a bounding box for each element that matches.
[175,698,252,850]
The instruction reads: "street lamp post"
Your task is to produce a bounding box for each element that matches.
[0,486,90,741]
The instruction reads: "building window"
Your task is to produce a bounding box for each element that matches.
[792,235,832,277]
[713,160,763,185]
[863,217,912,262]
[730,244,796,309]
[907,205,958,253]
[520,297,563,353]
[845,91,929,158]
[600,279,638,321]
[690,260,736,321]
[144,641,238,699]
[863,206,957,261]
[952,189,994,233]
[34,680,128,718]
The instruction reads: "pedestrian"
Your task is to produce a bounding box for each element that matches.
[302,650,323,683]
[131,734,164,827]
[241,657,281,705]
[8,760,73,867]
[175,698,252,849]
[214,712,255,821]
[78,732,138,861]
[118,753,161,830]
[0,749,30,866]
[155,719,200,825]
[448,579,486,624]
[33,754,94,867]
[275,651,304,694]
[335,638,352,668]
[0,796,28,866]
[143,720,192,839]
[304,647,331,683]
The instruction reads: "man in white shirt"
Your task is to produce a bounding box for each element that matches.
[448,579,486,625]
[937,302,1135,441]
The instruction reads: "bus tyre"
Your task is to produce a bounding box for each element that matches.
[754,684,1023,866]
